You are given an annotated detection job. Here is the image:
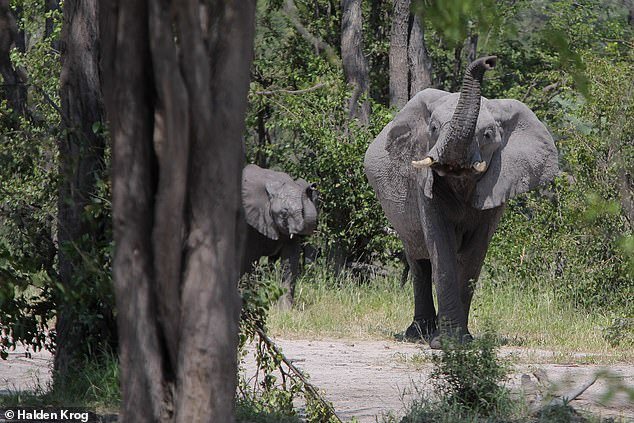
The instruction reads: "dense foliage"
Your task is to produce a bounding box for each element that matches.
[0,0,60,356]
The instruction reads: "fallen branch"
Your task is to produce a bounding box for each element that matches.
[255,326,344,423]
[548,375,597,406]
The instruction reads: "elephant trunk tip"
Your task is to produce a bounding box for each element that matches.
[466,56,498,81]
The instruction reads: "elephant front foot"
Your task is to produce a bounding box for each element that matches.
[401,319,437,343]
[429,329,473,350]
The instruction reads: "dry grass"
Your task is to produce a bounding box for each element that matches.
[266,263,634,364]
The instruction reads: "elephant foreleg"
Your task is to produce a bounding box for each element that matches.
[404,257,437,342]
[457,208,505,332]
[420,202,465,348]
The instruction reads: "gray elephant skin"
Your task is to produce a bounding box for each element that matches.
[364,56,558,348]
[241,164,318,307]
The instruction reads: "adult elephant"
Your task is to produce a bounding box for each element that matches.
[364,56,558,349]
[241,164,319,308]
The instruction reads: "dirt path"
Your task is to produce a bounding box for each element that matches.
[2,340,633,422]
[243,339,634,422]
[0,346,51,395]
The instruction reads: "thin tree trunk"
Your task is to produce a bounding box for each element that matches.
[465,33,478,65]
[0,0,27,116]
[100,1,255,421]
[55,0,111,375]
[341,0,370,124]
[45,0,60,51]
[452,44,463,91]
[256,106,270,168]
[389,0,409,108]
[407,14,432,97]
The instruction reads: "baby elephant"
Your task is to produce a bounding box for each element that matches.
[241,164,319,307]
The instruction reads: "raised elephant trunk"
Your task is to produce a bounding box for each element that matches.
[422,56,497,169]
[299,194,318,234]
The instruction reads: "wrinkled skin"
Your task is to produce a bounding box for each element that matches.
[364,57,558,348]
[241,164,318,308]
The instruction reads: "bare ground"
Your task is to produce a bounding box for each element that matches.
[2,339,633,422]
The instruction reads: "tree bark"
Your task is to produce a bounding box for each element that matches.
[390,0,433,106]
[389,0,410,108]
[56,0,112,375]
[465,33,478,65]
[0,0,27,116]
[100,1,255,421]
[452,44,463,91]
[341,0,370,124]
[407,14,432,97]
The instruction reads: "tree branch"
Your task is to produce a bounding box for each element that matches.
[255,327,344,423]
[282,0,340,67]
[254,82,327,96]
[549,376,597,406]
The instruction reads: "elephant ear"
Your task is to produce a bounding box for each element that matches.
[365,88,450,209]
[473,99,559,210]
[242,165,281,240]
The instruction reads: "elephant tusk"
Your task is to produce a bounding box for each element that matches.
[472,161,488,173]
[412,157,434,169]
[290,233,295,239]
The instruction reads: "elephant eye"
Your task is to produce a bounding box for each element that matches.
[429,122,438,135]
[483,129,493,140]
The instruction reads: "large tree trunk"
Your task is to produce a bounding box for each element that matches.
[390,0,433,107]
[341,0,370,124]
[56,0,112,375]
[407,14,432,97]
[389,0,410,108]
[100,1,255,421]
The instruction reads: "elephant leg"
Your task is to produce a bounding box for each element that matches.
[457,260,483,339]
[404,257,436,342]
[420,204,466,349]
[278,239,300,309]
[456,208,505,336]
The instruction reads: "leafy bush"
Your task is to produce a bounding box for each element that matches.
[486,55,633,312]
[430,333,512,417]
[392,331,519,423]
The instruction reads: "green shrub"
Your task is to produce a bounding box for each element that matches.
[430,332,513,417]
[394,331,519,423]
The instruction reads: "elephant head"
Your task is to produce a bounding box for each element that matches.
[242,164,318,240]
[368,56,558,215]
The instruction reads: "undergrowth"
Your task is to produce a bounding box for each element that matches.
[265,260,633,363]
